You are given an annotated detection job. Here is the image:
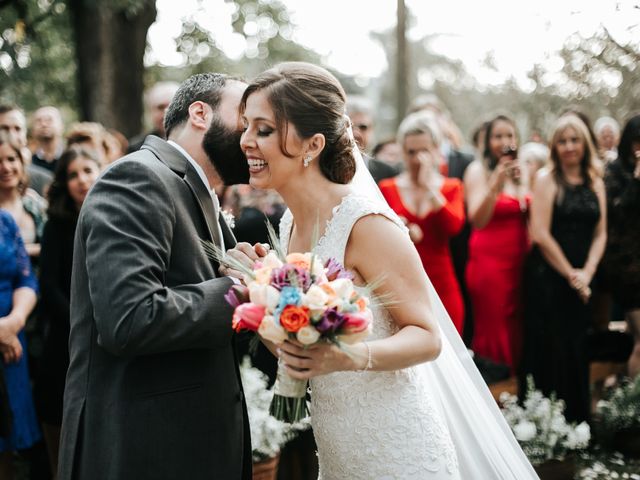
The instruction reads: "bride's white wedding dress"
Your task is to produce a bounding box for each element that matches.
[280,193,461,479]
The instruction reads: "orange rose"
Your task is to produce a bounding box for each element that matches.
[279,305,310,333]
[285,252,311,270]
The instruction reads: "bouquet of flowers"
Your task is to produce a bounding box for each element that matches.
[213,237,373,423]
[239,356,309,463]
[501,377,591,465]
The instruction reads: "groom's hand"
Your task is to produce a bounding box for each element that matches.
[220,242,262,279]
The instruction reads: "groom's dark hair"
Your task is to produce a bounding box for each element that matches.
[164,73,241,138]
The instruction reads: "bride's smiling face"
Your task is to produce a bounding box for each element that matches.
[240,89,306,191]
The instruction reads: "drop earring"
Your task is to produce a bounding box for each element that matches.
[303,154,312,167]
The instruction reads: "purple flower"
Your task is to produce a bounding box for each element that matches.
[325,258,354,281]
[271,265,312,291]
[315,307,346,334]
[224,284,249,308]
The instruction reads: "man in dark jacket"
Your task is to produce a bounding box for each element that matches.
[59,73,254,480]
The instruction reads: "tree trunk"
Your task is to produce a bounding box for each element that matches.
[396,0,408,129]
[70,0,156,138]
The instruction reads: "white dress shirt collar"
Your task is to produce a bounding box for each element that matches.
[167,140,226,251]
[167,140,211,191]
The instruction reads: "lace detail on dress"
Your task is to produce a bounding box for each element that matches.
[279,193,459,479]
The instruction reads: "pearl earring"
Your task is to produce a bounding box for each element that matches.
[303,154,312,167]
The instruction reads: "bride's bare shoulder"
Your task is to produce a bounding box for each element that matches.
[346,212,413,265]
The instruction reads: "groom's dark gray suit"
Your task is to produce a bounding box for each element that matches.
[58,136,251,480]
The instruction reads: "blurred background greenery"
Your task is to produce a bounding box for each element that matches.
[1,0,638,144]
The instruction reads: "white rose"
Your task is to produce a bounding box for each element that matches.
[513,421,537,442]
[262,251,284,269]
[258,316,288,344]
[302,285,329,310]
[574,422,591,445]
[329,278,354,301]
[296,325,321,345]
[249,284,280,311]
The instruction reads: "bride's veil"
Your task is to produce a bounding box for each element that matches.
[347,119,539,479]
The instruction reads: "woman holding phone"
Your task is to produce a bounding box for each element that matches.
[463,114,530,372]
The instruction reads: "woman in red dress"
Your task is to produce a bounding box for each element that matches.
[380,111,466,334]
[463,115,530,372]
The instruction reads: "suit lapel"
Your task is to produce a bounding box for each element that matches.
[183,166,221,249]
[141,136,223,266]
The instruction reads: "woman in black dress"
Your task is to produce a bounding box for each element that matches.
[35,148,101,476]
[603,114,640,378]
[520,114,607,423]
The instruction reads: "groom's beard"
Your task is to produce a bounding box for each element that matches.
[203,118,250,185]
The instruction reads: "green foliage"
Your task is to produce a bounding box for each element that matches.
[372,18,640,145]
[163,0,320,81]
[0,0,77,111]
[597,375,640,433]
[554,28,640,123]
[229,0,319,75]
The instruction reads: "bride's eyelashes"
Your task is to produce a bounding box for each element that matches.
[240,121,274,137]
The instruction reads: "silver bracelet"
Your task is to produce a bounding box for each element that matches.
[359,341,373,372]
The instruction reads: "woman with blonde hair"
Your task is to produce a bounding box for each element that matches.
[0,132,47,260]
[520,114,606,422]
[379,111,466,334]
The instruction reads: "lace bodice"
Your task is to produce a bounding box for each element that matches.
[551,184,600,268]
[279,193,460,479]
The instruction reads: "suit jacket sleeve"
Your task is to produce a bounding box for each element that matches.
[79,158,234,357]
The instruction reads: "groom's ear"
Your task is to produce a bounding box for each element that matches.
[187,101,213,132]
[305,133,326,160]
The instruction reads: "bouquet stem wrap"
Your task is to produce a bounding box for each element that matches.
[270,361,308,423]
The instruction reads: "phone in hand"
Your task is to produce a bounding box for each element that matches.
[502,146,521,184]
[501,145,518,159]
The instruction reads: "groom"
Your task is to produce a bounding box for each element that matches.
[58,74,255,480]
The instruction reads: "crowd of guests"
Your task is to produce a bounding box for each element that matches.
[0,82,638,479]
[369,105,639,429]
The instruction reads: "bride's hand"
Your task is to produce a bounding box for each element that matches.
[278,340,365,380]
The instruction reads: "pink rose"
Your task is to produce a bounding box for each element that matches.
[232,303,266,332]
[341,309,372,334]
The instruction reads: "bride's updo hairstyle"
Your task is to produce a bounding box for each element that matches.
[240,62,357,184]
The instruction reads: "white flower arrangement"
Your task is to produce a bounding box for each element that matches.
[500,377,590,465]
[596,375,640,433]
[221,209,235,229]
[239,356,309,462]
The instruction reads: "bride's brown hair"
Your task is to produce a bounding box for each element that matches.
[240,62,356,184]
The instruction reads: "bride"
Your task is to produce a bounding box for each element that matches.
[237,62,538,479]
